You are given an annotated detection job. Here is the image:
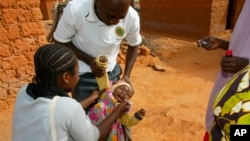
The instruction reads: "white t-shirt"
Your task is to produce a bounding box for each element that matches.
[54,0,142,74]
[12,84,99,141]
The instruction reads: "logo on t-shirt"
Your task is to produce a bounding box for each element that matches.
[115,26,125,37]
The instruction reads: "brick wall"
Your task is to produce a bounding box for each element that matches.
[140,0,244,40]
[0,0,47,112]
[209,0,229,36]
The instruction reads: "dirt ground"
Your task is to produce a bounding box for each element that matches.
[0,31,229,141]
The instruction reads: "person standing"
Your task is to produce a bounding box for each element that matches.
[197,1,250,140]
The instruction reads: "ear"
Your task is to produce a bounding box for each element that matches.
[62,72,70,84]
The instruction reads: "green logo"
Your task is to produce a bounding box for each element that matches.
[115,26,125,37]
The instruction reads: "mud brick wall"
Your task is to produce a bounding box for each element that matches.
[140,0,236,39]
[0,0,47,112]
[209,0,229,36]
[229,0,245,29]
[40,0,54,20]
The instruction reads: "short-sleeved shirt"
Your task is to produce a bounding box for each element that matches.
[12,84,99,141]
[54,0,142,75]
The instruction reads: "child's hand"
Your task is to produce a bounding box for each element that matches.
[137,108,146,117]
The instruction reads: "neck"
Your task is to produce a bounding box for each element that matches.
[94,2,104,22]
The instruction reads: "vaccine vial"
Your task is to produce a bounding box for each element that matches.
[197,39,212,48]
[225,50,233,57]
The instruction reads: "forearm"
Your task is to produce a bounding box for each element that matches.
[123,46,139,78]
[79,97,96,109]
[119,113,141,127]
[97,108,122,140]
[54,40,94,65]
[218,38,230,50]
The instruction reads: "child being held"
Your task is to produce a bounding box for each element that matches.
[88,80,146,141]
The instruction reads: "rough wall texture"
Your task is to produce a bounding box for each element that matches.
[0,0,47,112]
[140,0,244,39]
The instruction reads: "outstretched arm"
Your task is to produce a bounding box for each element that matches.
[197,36,229,50]
[119,108,146,127]
[97,101,131,140]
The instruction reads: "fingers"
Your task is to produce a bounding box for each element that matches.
[197,36,220,50]
[94,67,106,77]
[221,57,249,73]
[137,108,146,117]
[197,39,211,48]
[124,99,132,105]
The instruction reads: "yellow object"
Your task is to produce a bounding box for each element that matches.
[119,113,141,127]
[95,55,109,92]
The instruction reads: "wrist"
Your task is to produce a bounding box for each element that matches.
[122,75,129,80]
[134,112,143,120]
[218,39,229,50]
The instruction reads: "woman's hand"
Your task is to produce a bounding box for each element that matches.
[197,36,221,50]
[116,100,131,115]
[89,89,101,100]
[79,89,101,109]
[220,56,249,73]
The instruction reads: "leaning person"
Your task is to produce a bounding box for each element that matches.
[53,0,142,113]
[12,44,130,141]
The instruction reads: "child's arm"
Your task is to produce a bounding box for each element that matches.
[119,108,146,127]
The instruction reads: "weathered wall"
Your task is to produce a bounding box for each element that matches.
[0,0,47,112]
[140,0,244,39]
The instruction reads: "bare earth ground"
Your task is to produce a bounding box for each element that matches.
[0,31,228,141]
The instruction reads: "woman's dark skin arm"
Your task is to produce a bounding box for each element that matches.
[79,89,107,109]
[79,90,100,109]
[97,101,130,141]
[199,36,229,50]
[198,36,249,73]
[221,56,249,73]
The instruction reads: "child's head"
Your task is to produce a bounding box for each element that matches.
[33,43,79,92]
[110,80,133,103]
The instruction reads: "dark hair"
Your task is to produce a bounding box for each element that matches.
[33,43,77,87]
[26,43,77,99]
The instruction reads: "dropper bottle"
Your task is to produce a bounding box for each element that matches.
[223,50,233,78]
[225,50,233,57]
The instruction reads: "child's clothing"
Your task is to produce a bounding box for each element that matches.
[88,84,143,141]
[95,55,109,91]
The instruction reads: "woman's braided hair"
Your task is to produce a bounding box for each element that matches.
[33,43,77,87]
